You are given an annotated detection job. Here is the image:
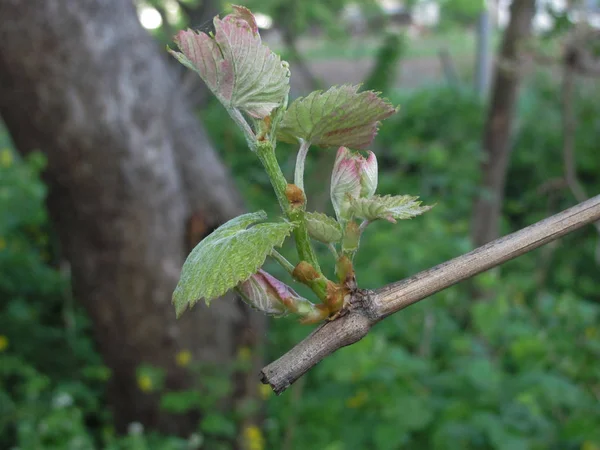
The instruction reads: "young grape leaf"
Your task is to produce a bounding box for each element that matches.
[305,211,343,243]
[173,211,295,317]
[350,195,433,223]
[169,6,290,119]
[277,84,397,149]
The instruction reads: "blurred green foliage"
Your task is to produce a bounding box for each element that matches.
[363,31,407,94]
[0,140,111,448]
[439,0,484,27]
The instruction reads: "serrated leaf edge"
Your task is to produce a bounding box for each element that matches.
[172,212,294,317]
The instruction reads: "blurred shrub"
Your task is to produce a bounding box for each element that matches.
[363,31,407,95]
[0,127,205,449]
[439,0,485,28]
[0,131,108,448]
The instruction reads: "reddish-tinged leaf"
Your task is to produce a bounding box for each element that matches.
[230,5,258,35]
[330,147,378,221]
[277,85,397,149]
[169,6,290,119]
[237,270,291,316]
[237,270,324,319]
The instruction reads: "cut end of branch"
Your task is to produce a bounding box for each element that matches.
[260,303,374,394]
[259,367,288,395]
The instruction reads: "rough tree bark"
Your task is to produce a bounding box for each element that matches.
[471,0,537,246]
[0,0,264,436]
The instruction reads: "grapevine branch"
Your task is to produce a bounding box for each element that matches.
[261,195,600,394]
[167,7,600,394]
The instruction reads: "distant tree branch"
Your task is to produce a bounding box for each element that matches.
[561,49,600,262]
[566,27,600,77]
[261,196,600,394]
[561,63,587,203]
[471,0,536,247]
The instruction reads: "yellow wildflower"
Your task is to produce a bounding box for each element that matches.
[0,149,12,168]
[345,389,369,409]
[175,350,192,367]
[582,441,600,450]
[258,383,272,400]
[137,374,153,392]
[237,346,252,363]
[243,425,264,450]
[585,327,597,339]
[513,292,525,306]
[0,335,8,352]
[0,237,6,251]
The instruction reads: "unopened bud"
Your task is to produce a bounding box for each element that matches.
[342,221,361,254]
[285,183,305,208]
[326,281,346,312]
[335,255,355,284]
[292,261,320,283]
[238,270,300,316]
[330,147,378,221]
[293,261,329,301]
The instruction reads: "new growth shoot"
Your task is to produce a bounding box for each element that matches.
[169,5,432,323]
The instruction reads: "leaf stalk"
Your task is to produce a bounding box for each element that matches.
[294,139,310,192]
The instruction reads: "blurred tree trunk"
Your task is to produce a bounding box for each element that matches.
[179,0,220,29]
[474,8,493,96]
[275,3,322,92]
[0,0,265,437]
[471,0,536,246]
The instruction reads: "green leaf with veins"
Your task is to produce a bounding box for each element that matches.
[277,84,397,149]
[172,211,295,316]
[350,195,433,223]
[305,211,343,243]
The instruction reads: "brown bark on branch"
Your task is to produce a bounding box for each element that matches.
[262,195,600,394]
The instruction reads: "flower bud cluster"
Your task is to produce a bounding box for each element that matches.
[330,146,378,221]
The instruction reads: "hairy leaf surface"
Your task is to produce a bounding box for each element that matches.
[305,211,343,243]
[173,211,294,316]
[351,195,433,223]
[277,85,397,148]
[169,6,290,119]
